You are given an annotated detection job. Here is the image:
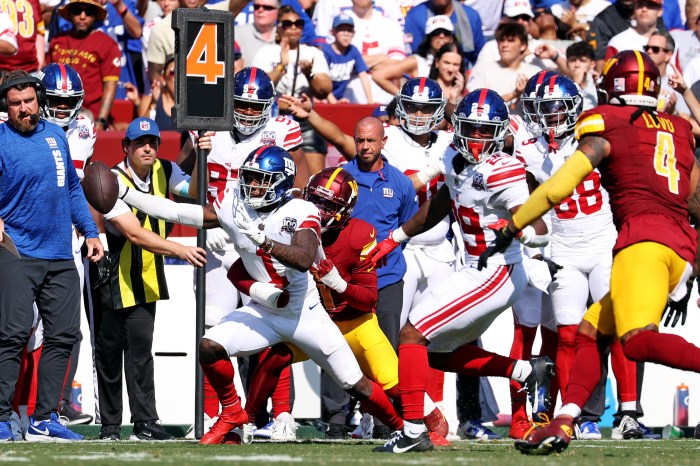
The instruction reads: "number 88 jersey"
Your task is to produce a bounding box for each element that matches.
[512,114,615,256]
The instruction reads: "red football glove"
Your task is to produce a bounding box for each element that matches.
[367,234,401,268]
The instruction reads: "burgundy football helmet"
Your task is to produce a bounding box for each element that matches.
[303,167,358,231]
[598,50,661,107]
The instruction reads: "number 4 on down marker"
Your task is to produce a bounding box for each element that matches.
[186,23,225,84]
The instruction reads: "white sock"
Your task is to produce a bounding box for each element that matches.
[510,360,533,383]
[423,394,436,416]
[403,420,426,438]
[559,403,582,419]
[620,401,636,412]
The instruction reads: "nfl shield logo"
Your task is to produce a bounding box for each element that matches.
[140,120,150,131]
[613,77,625,92]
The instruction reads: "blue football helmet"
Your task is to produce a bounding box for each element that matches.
[396,77,446,135]
[37,63,84,127]
[234,67,275,135]
[239,145,296,209]
[521,70,559,133]
[452,89,509,164]
[535,74,583,138]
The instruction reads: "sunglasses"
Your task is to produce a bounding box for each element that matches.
[253,4,277,11]
[70,5,97,16]
[280,19,305,29]
[511,14,532,21]
[533,9,552,18]
[429,28,453,37]
[644,45,670,54]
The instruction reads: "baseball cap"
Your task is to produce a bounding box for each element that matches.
[425,15,454,35]
[125,117,161,141]
[332,14,354,29]
[58,0,107,22]
[503,0,534,18]
[372,105,388,118]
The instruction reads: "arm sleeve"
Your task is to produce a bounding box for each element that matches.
[168,161,191,197]
[340,262,378,313]
[122,187,204,227]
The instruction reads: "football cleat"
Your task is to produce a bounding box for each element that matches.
[427,431,451,446]
[638,421,661,440]
[514,416,574,455]
[372,424,394,440]
[0,420,14,442]
[253,420,274,439]
[325,422,346,440]
[522,356,555,417]
[185,414,216,439]
[58,400,93,425]
[25,412,84,442]
[200,403,248,445]
[575,420,602,440]
[242,422,255,444]
[372,430,434,454]
[350,413,373,439]
[270,412,297,441]
[509,415,533,440]
[457,419,502,440]
[99,424,121,441]
[610,415,643,440]
[424,407,449,438]
[130,420,175,441]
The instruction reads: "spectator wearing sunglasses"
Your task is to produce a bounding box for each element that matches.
[234,0,321,50]
[48,0,120,130]
[605,0,664,61]
[646,31,680,114]
[252,5,332,175]
[235,0,281,66]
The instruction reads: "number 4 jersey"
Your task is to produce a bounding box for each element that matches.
[512,114,616,257]
[575,105,696,264]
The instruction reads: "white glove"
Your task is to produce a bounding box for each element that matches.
[206,227,230,251]
[317,259,348,293]
[234,215,266,247]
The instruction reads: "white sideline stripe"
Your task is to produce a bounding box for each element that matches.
[0,458,30,462]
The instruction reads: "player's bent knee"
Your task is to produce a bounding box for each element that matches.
[399,323,427,345]
[199,337,228,364]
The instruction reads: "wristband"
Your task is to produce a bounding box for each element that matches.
[276,64,287,74]
[118,5,128,16]
[552,51,559,61]
[263,238,275,254]
[97,117,108,128]
[391,226,410,243]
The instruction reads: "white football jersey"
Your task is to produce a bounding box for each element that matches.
[511,115,616,256]
[66,115,96,180]
[441,147,530,266]
[383,125,453,245]
[204,116,303,203]
[214,189,322,311]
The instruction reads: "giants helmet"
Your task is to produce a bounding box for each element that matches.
[521,70,559,133]
[303,167,358,231]
[234,67,275,135]
[396,77,446,135]
[452,89,509,164]
[535,74,583,138]
[239,145,296,209]
[599,50,661,107]
[37,63,84,127]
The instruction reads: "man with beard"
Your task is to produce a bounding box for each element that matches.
[0,70,103,441]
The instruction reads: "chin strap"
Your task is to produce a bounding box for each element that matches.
[547,129,559,152]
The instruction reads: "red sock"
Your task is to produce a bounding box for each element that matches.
[433,342,515,377]
[385,384,400,401]
[426,368,444,404]
[200,358,240,410]
[361,380,403,430]
[272,366,292,417]
[562,332,602,408]
[203,375,219,418]
[245,345,293,424]
[556,324,578,400]
[509,325,537,419]
[611,339,637,403]
[399,344,429,421]
[623,330,700,370]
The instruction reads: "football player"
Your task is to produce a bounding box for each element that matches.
[228,167,450,445]
[479,50,700,455]
[368,89,555,454]
[116,145,404,445]
[179,68,307,430]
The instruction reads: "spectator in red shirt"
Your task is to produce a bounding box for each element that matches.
[48,0,120,130]
[0,0,45,75]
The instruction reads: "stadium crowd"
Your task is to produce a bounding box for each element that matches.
[2,0,700,456]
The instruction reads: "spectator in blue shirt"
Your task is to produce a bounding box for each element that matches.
[404,0,485,67]
[321,14,372,104]
[343,117,418,349]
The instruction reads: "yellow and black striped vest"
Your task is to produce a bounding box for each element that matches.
[106,158,173,309]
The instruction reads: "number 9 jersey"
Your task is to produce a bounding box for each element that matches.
[574,104,697,264]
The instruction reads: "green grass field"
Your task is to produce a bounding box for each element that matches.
[2,438,699,466]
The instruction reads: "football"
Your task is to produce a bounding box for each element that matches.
[82,160,119,214]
